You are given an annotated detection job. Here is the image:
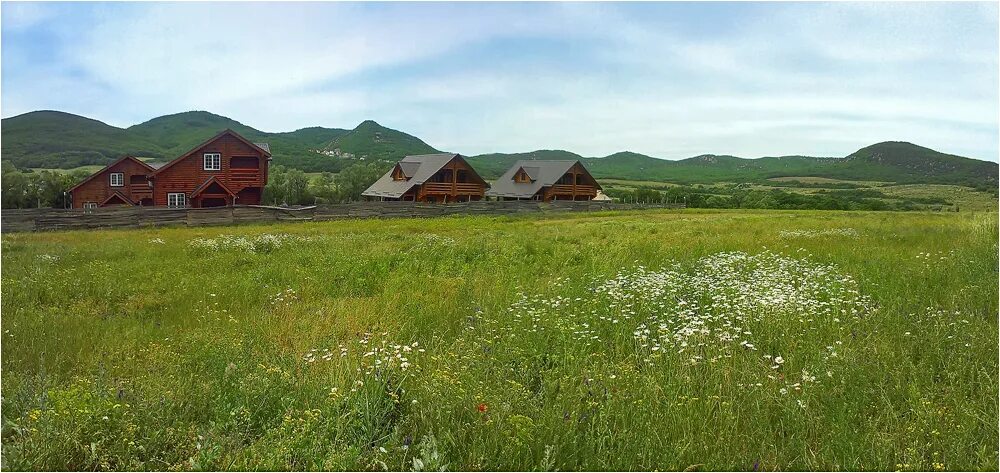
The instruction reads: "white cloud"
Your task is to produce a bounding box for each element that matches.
[2,2,997,161]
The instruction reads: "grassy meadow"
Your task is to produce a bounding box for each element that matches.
[1,209,997,471]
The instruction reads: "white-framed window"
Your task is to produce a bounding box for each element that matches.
[109,172,124,187]
[83,202,98,210]
[203,153,221,171]
[167,193,186,208]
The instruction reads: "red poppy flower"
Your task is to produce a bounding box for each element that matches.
[477,403,488,413]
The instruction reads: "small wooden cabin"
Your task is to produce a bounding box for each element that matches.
[148,129,271,207]
[362,153,488,202]
[485,160,601,201]
[67,156,157,209]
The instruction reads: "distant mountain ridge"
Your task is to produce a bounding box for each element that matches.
[2,110,996,188]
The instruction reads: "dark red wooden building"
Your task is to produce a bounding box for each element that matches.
[67,156,157,209]
[148,130,271,207]
[70,129,272,208]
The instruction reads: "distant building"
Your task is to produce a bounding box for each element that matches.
[69,129,271,208]
[486,160,602,201]
[362,153,488,202]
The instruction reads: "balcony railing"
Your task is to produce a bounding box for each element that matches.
[129,184,152,197]
[229,170,262,186]
[549,184,596,195]
[420,182,484,195]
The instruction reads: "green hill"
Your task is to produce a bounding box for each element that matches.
[2,111,359,173]
[469,144,997,189]
[2,109,996,189]
[320,120,438,160]
[0,111,164,168]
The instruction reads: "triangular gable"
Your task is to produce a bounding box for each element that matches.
[447,155,488,186]
[150,129,271,177]
[191,176,236,197]
[100,191,135,206]
[67,156,155,193]
[391,163,411,181]
[567,161,602,190]
[513,166,536,183]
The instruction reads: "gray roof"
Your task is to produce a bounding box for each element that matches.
[253,143,271,153]
[148,162,168,169]
[362,153,465,198]
[486,160,599,198]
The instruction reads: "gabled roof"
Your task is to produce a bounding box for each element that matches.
[362,153,486,198]
[486,160,601,198]
[100,191,135,206]
[67,155,156,193]
[150,129,272,177]
[191,176,236,197]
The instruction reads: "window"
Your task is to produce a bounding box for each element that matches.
[167,193,186,208]
[203,153,221,171]
[83,202,98,210]
[514,169,531,183]
[109,172,124,187]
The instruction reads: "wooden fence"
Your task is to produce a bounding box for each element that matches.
[1,201,685,233]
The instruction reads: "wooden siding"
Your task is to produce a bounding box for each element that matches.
[69,158,153,208]
[151,133,268,207]
[541,162,600,202]
[414,157,486,202]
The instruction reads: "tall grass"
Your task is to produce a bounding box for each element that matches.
[1,209,997,471]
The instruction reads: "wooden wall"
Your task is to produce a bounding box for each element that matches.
[1,202,686,233]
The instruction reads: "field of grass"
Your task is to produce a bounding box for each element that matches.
[879,184,999,212]
[1,209,997,471]
[28,158,165,175]
[766,176,890,186]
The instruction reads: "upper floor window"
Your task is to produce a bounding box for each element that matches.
[109,172,124,187]
[391,166,407,181]
[83,202,98,210]
[514,169,531,183]
[204,153,222,171]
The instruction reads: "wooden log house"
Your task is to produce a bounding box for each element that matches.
[362,153,488,202]
[69,129,271,208]
[67,156,157,209]
[485,160,602,201]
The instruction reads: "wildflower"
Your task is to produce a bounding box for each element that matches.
[477,403,488,413]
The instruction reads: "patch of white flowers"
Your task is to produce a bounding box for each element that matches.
[779,228,860,238]
[188,233,320,253]
[303,331,427,392]
[497,251,873,397]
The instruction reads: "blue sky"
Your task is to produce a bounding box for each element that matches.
[2,1,998,161]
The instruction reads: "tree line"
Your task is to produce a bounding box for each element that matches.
[604,184,956,211]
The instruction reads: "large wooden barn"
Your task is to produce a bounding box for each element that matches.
[486,160,602,201]
[362,153,488,202]
[69,129,271,208]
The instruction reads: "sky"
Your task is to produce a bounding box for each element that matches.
[2,1,998,161]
